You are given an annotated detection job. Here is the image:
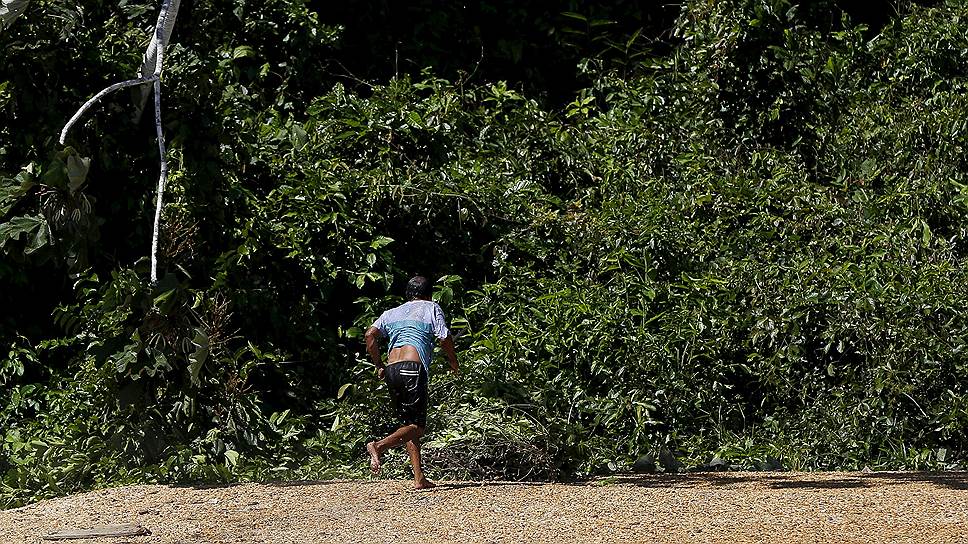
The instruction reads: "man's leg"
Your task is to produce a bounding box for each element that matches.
[405,435,435,489]
[366,424,423,474]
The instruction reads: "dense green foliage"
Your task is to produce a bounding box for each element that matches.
[2,0,967,507]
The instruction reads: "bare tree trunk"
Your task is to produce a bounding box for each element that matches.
[145,0,175,284]
[59,0,179,285]
[134,0,181,122]
[0,0,29,33]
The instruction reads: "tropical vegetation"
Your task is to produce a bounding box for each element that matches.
[2,0,967,507]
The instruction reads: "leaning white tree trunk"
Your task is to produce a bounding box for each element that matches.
[0,0,30,32]
[134,0,180,122]
[60,0,181,284]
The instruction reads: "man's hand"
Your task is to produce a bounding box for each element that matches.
[441,334,459,375]
[377,366,385,380]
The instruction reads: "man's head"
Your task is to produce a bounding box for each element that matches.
[405,276,433,300]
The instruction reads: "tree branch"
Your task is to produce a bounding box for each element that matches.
[58,75,157,145]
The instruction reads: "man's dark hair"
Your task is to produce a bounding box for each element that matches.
[405,276,433,300]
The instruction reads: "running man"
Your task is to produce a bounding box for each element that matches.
[364,275,459,489]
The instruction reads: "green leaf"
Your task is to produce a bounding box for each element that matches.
[270,409,290,426]
[589,18,616,28]
[65,154,91,194]
[370,236,394,249]
[153,289,175,306]
[112,346,138,375]
[0,171,35,217]
[434,285,453,306]
[189,330,210,386]
[561,12,587,22]
[224,450,240,466]
[0,215,45,248]
[290,123,308,150]
[24,219,48,255]
[41,151,70,190]
[232,45,256,59]
[337,383,353,399]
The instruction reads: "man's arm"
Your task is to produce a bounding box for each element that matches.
[364,326,385,378]
[440,334,459,374]
[431,302,458,374]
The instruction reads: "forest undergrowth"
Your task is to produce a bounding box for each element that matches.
[1,0,967,507]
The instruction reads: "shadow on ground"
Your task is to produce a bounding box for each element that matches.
[169,472,968,493]
[583,472,968,491]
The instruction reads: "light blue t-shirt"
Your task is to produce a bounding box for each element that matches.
[371,300,449,373]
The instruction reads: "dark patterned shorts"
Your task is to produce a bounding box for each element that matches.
[384,361,428,428]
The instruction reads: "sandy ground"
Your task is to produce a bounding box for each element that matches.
[1,472,967,543]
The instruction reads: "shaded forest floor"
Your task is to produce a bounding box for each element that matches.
[1,472,967,543]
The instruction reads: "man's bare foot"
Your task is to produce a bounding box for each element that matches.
[414,477,436,490]
[366,442,382,475]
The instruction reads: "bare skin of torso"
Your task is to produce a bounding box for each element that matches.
[387,345,421,364]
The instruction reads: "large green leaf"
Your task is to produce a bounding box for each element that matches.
[41,148,90,193]
[0,214,45,248]
[188,329,210,387]
[24,218,48,254]
[65,155,90,194]
[0,170,35,218]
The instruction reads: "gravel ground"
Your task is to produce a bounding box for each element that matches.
[1,472,967,543]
